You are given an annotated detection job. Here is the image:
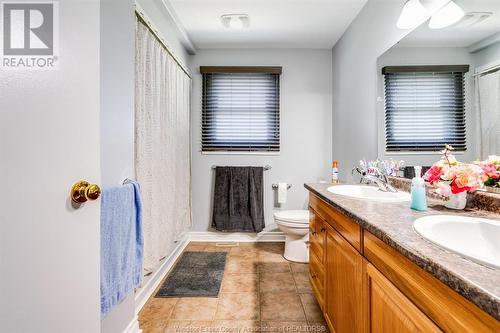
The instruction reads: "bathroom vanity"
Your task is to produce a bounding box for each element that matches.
[305,183,500,333]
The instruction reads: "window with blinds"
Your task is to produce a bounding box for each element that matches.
[201,66,281,152]
[382,65,469,152]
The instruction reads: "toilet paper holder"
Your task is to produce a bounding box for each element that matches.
[272,183,292,189]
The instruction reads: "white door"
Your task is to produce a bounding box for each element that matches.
[0,1,101,332]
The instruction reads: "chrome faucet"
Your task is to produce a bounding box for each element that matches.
[352,165,397,193]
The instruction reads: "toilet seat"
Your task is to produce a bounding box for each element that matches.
[274,210,309,225]
[275,220,309,228]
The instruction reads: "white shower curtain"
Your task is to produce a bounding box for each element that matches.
[135,19,192,274]
[476,70,500,158]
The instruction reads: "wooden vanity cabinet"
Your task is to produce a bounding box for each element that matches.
[324,222,364,333]
[365,262,442,333]
[308,192,500,333]
[309,194,365,333]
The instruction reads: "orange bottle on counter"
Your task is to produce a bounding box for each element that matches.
[331,160,339,184]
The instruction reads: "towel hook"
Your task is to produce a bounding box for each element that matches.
[123,178,134,185]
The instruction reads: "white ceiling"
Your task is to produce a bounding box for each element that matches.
[168,0,368,49]
[398,0,500,48]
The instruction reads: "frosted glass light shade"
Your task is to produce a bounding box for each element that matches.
[429,1,465,29]
[397,0,430,29]
[229,17,244,30]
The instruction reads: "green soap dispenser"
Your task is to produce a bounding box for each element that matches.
[411,166,427,211]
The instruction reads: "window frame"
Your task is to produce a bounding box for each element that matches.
[381,65,469,154]
[200,66,282,154]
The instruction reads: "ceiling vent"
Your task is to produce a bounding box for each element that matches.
[221,14,250,30]
[455,12,493,28]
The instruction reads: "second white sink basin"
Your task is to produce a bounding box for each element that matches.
[327,185,411,202]
[414,215,500,269]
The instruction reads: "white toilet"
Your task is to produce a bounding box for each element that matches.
[274,210,310,263]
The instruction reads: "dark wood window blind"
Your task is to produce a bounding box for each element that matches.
[201,66,282,152]
[382,65,469,152]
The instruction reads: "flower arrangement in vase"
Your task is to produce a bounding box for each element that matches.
[423,145,486,210]
[476,155,500,189]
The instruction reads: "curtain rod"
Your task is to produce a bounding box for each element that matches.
[474,64,500,77]
[135,9,192,79]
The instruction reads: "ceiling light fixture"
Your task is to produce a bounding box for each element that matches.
[396,0,430,29]
[221,14,249,30]
[428,1,465,29]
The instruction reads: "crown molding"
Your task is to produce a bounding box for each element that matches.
[160,0,196,55]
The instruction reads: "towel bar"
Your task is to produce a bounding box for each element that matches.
[272,184,292,189]
[122,178,135,185]
[211,165,272,171]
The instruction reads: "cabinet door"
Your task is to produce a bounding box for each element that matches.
[324,224,364,333]
[365,263,442,333]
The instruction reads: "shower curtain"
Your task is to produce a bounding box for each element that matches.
[135,19,192,274]
[476,70,500,158]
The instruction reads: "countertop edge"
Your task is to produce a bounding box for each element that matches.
[304,183,500,321]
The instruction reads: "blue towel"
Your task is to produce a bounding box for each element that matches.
[100,181,143,318]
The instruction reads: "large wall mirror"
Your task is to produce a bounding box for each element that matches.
[377,0,500,172]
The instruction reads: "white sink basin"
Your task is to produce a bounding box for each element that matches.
[414,215,500,269]
[327,185,411,202]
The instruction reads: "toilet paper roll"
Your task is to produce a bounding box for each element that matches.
[278,182,287,204]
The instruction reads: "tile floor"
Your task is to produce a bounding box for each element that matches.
[139,242,328,333]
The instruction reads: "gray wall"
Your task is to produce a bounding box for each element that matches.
[190,49,332,232]
[100,0,136,332]
[473,41,500,68]
[331,0,413,181]
[376,46,479,165]
[136,0,191,67]
[101,0,192,331]
[100,0,135,190]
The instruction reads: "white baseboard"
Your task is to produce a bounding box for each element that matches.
[123,315,141,333]
[134,235,189,313]
[188,231,285,242]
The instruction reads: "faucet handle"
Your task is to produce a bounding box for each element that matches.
[352,167,366,176]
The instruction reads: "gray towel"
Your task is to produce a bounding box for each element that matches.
[212,166,265,232]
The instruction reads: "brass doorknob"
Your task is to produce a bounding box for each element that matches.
[71,181,101,203]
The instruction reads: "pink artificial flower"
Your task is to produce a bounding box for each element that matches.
[423,165,443,184]
[480,163,500,180]
[452,164,486,193]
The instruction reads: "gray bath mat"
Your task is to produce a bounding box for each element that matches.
[155,251,227,297]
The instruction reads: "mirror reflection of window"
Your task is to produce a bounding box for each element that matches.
[377,0,500,163]
[476,63,500,159]
[382,66,468,152]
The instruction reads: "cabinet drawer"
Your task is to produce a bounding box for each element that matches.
[310,252,324,309]
[310,249,324,285]
[310,193,362,252]
[309,209,325,262]
[310,208,323,233]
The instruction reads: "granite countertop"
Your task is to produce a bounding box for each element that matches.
[304,182,500,321]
